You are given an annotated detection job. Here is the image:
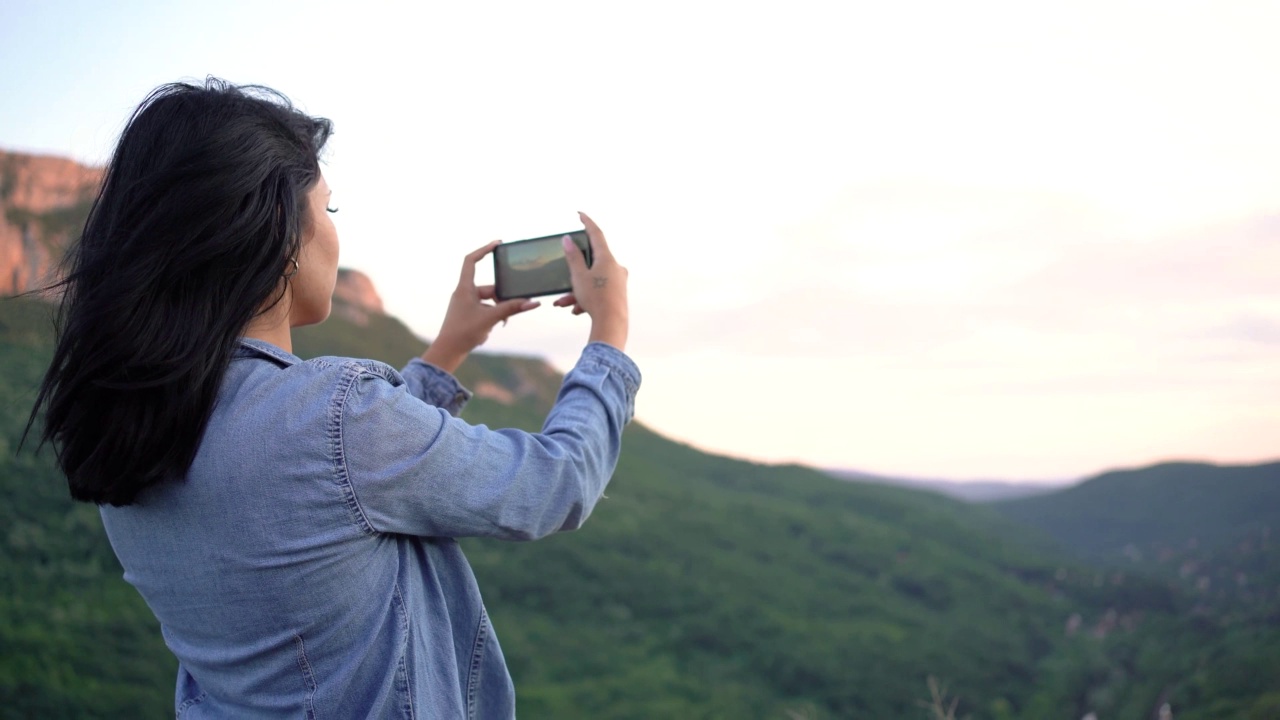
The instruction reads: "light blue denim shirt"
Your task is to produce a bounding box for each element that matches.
[100,338,641,718]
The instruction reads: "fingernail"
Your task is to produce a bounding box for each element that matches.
[562,235,573,251]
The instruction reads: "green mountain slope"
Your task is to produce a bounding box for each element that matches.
[0,299,174,719]
[992,461,1280,614]
[294,304,1170,718]
[5,292,1277,718]
[0,296,1115,718]
[992,461,1280,720]
[993,461,1280,559]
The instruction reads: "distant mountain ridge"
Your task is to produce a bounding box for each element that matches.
[993,460,1280,619]
[994,460,1280,558]
[828,467,1072,502]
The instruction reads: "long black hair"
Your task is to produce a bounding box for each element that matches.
[26,77,333,506]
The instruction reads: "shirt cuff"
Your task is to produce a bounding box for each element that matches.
[401,358,473,416]
[579,342,642,400]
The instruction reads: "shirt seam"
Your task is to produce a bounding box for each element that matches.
[176,691,207,717]
[294,634,318,720]
[330,363,378,536]
[466,609,490,720]
[393,584,416,720]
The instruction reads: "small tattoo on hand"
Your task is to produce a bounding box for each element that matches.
[593,277,608,288]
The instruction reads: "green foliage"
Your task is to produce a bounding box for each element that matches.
[3,297,1278,718]
[995,461,1280,559]
[995,459,1280,611]
[996,461,1280,719]
[293,302,428,368]
[0,299,174,719]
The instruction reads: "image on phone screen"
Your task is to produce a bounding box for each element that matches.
[493,230,592,300]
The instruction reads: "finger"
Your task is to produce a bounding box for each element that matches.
[495,298,540,320]
[572,305,586,316]
[561,234,587,274]
[459,240,502,287]
[476,284,497,301]
[552,293,576,308]
[578,211,612,260]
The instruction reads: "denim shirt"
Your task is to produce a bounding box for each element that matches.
[99,338,641,719]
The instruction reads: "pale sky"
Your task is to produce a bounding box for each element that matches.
[2,0,1277,481]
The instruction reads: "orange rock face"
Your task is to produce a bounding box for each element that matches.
[0,150,103,295]
[0,151,396,323]
[334,268,386,314]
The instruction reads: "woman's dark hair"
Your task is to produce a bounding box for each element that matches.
[26,77,333,506]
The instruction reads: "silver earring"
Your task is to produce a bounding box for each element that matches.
[283,258,299,279]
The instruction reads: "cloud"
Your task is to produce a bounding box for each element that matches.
[640,184,1279,367]
[1205,315,1280,346]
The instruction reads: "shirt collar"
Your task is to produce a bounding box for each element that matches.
[234,337,301,367]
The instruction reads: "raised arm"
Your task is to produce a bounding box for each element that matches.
[338,343,639,540]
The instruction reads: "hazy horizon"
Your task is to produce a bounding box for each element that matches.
[3,0,1277,481]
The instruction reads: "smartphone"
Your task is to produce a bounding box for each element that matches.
[493,230,593,301]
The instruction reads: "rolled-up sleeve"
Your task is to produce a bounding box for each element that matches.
[399,358,472,416]
[338,343,640,540]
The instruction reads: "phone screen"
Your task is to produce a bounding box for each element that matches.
[493,230,592,300]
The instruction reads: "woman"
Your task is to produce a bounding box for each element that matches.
[30,78,639,718]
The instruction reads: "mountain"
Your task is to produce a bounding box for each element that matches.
[294,302,1138,718]
[3,292,1186,719]
[330,267,386,326]
[991,462,1280,719]
[828,468,1071,503]
[994,461,1280,559]
[4,148,1279,719]
[0,150,101,295]
[994,461,1280,614]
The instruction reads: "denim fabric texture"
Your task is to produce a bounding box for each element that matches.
[100,338,641,718]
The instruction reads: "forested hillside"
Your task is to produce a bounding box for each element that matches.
[995,461,1280,559]
[2,142,1277,716]
[0,297,1181,718]
[5,291,1277,717]
[993,462,1280,720]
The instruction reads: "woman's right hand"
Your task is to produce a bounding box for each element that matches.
[554,211,629,351]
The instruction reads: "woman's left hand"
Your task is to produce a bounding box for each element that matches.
[422,240,540,374]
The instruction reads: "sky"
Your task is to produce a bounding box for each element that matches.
[2,0,1277,481]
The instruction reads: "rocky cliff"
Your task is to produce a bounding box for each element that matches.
[0,150,389,320]
[331,268,386,326]
[0,150,103,295]
[0,149,555,405]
